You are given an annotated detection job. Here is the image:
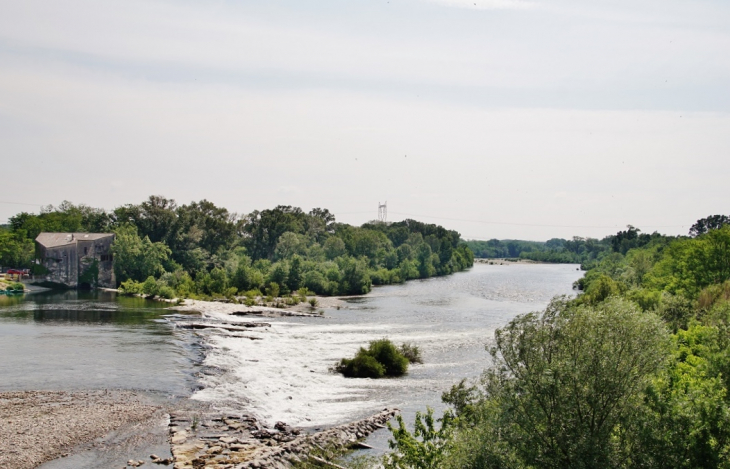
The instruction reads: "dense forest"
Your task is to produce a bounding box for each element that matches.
[0,197,473,299]
[383,215,730,469]
[465,226,672,267]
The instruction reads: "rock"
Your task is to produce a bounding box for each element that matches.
[207,445,223,454]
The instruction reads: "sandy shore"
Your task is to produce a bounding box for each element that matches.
[0,390,162,469]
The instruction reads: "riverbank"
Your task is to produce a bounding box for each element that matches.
[0,388,395,469]
[0,390,163,469]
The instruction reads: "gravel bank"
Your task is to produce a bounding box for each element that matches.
[0,390,161,469]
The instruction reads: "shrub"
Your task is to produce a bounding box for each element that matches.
[7,282,24,291]
[336,339,409,378]
[119,279,143,295]
[266,282,280,298]
[369,339,409,376]
[141,276,159,296]
[157,285,176,299]
[309,297,318,308]
[399,342,423,364]
[336,351,385,378]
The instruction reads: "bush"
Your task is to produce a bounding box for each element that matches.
[7,282,24,291]
[157,285,176,299]
[399,342,423,364]
[266,282,280,298]
[336,339,409,378]
[141,276,159,296]
[336,351,385,378]
[119,279,143,295]
[369,339,409,376]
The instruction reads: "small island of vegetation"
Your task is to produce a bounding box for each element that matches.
[335,339,422,379]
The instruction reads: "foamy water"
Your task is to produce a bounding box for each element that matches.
[186,263,584,430]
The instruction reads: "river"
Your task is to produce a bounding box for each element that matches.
[0,262,583,457]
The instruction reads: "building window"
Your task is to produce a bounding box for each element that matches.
[101,254,113,262]
[84,247,88,255]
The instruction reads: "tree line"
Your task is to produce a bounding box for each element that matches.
[465,222,707,267]
[381,214,730,469]
[1,197,474,298]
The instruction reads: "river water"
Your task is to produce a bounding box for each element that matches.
[0,263,583,455]
[0,291,199,395]
[183,263,583,451]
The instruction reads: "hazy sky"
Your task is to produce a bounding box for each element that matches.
[1,0,728,240]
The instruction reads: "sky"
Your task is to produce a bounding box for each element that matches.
[1,0,728,241]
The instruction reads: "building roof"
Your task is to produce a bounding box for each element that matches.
[35,232,114,248]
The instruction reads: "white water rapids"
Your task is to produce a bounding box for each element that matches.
[184,263,584,435]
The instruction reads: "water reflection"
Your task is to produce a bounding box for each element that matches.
[0,290,198,394]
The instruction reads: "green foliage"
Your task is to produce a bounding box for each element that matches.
[5,197,473,298]
[6,282,24,291]
[645,227,730,298]
[157,285,176,299]
[384,408,453,469]
[10,201,113,240]
[690,214,730,237]
[482,297,670,468]
[111,224,170,283]
[119,279,143,295]
[388,220,730,469]
[336,352,386,378]
[398,342,422,364]
[336,339,409,378]
[266,282,280,298]
[78,258,99,287]
[0,228,34,268]
[141,276,159,296]
[635,324,730,468]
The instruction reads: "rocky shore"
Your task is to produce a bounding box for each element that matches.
[2,389,395,469]
[0,390,162,469]
[168,408,398,468]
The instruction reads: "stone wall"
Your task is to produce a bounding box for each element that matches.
[37,234,115,288]
[39,245,79,287]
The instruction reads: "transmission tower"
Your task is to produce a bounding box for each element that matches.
[378,201,387,223]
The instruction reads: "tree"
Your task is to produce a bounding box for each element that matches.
[690,215,730,237]
[337,256,371,295]
[634,324,730,468]
[324,236,346,260]
[479,297,670,468]
[242,206,306,260]
[647,227,730,298]
[0,228,34,268]
[111,225,171,283]
[274,231,307,260]
[286,255,302,291]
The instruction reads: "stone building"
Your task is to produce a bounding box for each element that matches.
[35,233,116,288]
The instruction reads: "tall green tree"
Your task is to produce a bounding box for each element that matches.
[111,225,171,283]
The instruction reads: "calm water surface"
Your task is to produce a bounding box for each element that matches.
[0,290,198,395]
